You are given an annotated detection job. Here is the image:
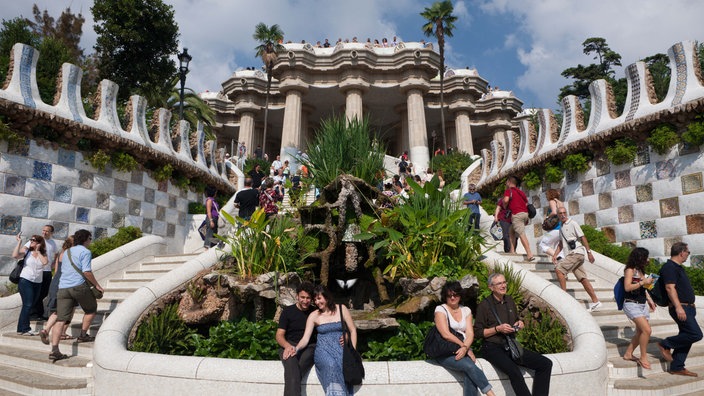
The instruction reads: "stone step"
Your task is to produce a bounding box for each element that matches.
[2,331,98,359]
[611,364,704,396]
[608,341,704,378]
[600,319,680,339]
[107,278,155,288]
[0,361,89,395]
[122,269,170,279]
[562,287,615,301]
[138,261,185,271]
[100,288,139,300]
[0,344,91,378]
[148,253,198,263]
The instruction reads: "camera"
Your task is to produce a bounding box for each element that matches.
[567,240,577,250]
[512,325,520,332]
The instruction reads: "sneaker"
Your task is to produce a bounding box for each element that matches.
[588,301,602,312]
[20,330,38,336]
[76,334,95,343]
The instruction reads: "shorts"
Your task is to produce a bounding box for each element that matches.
[623,301,650,321]
[57,283,97,322]
[511,211,529,235]
[556,253,587,281]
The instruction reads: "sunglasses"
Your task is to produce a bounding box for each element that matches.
[30,238,38,242]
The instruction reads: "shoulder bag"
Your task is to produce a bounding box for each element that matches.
[487,298,524,362]
[67,249,103,300]
[8,251,29,284]
[423,305,464,358]
[340,305,364,385]
[509,188,536,219]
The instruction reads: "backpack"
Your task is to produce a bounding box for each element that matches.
[649,274,670,307]
[614,276,626,310]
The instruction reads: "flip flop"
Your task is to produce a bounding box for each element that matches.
[638,360,652,370]
[622,356,638,362]
[60,334,75,340]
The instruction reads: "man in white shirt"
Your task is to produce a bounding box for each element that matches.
[271,155,283,175]
[30,225,57,319]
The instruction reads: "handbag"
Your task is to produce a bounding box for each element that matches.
[423,305,464,358]
[8,251,29,284]
[198,219,208,241]
[614,276,626,310]
[340,305,364,385]
[487,298,524,362]
[67,249,104,300]
[489,221,503,241]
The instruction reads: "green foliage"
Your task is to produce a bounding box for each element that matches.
[186,281,205,304]
[0,120,23,145]
[544,162,564,184]
[304,116,386,188]
[362,320,433,361]
[35,36,73,104]
[2,282,18,296]
[219,209,316,278]
[645,261,704,296]
[561,152,591,174]
[580,225,631,264]
[647,124,680,155]
[89,226,143,257]
[153,163,173,182]
[523,170,541,190]
[605,138,637,165]
[682,115,704,147]
[430,151,474,185]
[643,53,671,102]
[88,149,110,172]
[0,18,38,85]
[131,304,196,355]
[190,319,279,360]
[92,0,179,103]
[517,308,569,354]
[244,158,271,174]
[173,174,190,191]
[110,151,139,172]
[477,263,525,307]
[357,178,485,281]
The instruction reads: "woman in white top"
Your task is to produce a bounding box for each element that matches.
[433,281,495,396]
[538,189,565,259]
[12,233,49,335]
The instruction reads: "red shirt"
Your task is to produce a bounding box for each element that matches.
[504,187,528,214]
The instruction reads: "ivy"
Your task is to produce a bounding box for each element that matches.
[89,226,143,257]
[647,124,680,155]
[561,152,591,174]
[544,162,564,184]
[605,138,637,165]
[88,149,110,172]
[682,116,704,146]
[523,170,541,190]
[111,151,139,172]
[153,163,174,182]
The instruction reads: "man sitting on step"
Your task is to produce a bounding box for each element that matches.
[551,208,602,312]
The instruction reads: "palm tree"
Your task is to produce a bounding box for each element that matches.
[253,22,285,158]
[145,76,216,140]
[421,0,457,154]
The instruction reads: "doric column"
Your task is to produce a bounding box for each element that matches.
[449,100,476,155]
[394,103,409,156]
[278,76,309,164]
[340,74,369,123]
[238,111,255,155]
[399,74,431,172]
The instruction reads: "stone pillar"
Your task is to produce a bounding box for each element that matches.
[345,89,364,122]
[454,110,474,155]
[280,89,304,164]
[394,104,409,156]
[405,88,430,172]
[238,111,255,156]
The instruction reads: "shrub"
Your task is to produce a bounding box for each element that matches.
[362,320,432,361]
[605,138,638,165]
[173,174,190,190]
[89,226,143,257]
[111,151,139,172]
[244,158,271,175]
[153,164,174,182]
[430,151,475,185]
[517,308,569,354]
[131,304,196,355]
[561,152,591,174]
[645,261,704,295]
[544,162,564,184]
[0,119,23,145]
[682,116,704,146]
[88,149,110,172]
[580,225,631,264]
[647,124,680,155]
[523,170,541,190]
[190,318,279,360]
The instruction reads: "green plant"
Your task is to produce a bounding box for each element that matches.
[2,282,18,296]
[523,170,541,190]
[173,174,190,190]
[544,162,564,184]
[186,281,205,304]
[188,202,205,214]
[645,261,704,295]
[244,158,271,174]
[517,308,569,354]
[88,149,110,172]
[647,124,680,155]
[605,138,637,165]
[682,116,704,146]
[362,320,433,361]
[0,120,23,145]
[131,304,196,355]
[580,225,631,264]
[477,262,525,307]
[89,226,143,257]
[153,163,174,182]
[190,318,279,359]
[304,115,386,188]
[561,152,591,174]
[111,151,139,172]
[429,151,475,185]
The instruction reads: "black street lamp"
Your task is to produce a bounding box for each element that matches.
[177,48,192,121]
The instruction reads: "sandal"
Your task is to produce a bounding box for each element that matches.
[638,359,652,370]
[49,351,69,361]
[76,334,95,343]
[60,334,75,341]
[40,330,49,345]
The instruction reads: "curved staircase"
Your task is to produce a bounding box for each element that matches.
[510,253,704,395]
[0,252,198,395]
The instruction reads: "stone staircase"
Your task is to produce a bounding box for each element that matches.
[511,253,704,396]
[0,253,197,395]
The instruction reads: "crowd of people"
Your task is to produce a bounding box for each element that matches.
[278,35,434,49]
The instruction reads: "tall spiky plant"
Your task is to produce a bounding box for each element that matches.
[253,23,285,157]
[421,0,457,153]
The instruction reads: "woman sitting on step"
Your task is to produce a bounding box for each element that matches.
[621,247,656,369]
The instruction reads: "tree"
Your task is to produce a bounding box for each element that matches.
[642,53,670,102]
[28,4,85,62]
[158,77,216,139]
[0,18,38,83]
[92,0,179,104]
[253,22,284,157]
[421,0,457,154]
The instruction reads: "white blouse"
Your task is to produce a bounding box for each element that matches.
[20,252,47,283]
[435,304,472,339]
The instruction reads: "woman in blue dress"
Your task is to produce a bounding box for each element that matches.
[295,285,357,396]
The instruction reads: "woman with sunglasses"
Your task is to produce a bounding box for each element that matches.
[12,233,49,335]
[433,281,495,396]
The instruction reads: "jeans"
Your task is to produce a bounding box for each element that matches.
[499,220,513,253]
[279,344,315,396]
[469,213,481,231]
[481,342,552,396]
[435,354,492,395]
[17,278,42,333]
[662,305,703,371]
[30,271,52,317]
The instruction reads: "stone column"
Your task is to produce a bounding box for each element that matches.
[238,111,255,155]
[405,88,430,172]
[394,103,409,156]
[454,110,474,155]
[345,89,364,122]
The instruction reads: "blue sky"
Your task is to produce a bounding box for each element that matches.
[3,0,704,109]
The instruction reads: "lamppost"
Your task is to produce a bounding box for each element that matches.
[177,48,192,121]
[431,129,437,170]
